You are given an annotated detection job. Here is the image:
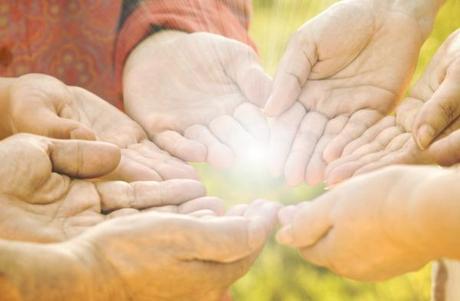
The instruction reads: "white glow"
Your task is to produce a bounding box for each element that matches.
[239,142,270,171]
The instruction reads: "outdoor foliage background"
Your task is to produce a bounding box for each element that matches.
[195,0,460,300]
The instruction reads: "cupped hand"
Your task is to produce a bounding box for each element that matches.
[0,134,213,242]
[277,166,446,281]
[325,30,460,184]
[123,31,272,169]
[264,0,426,186]
[1,73,197,182]
[70,200,280,301]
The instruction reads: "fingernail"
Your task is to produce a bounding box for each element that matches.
[276,226,294,245]
[416,125,435,150]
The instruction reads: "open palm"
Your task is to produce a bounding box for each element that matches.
[265,0,425,186]
[124,32,272,169]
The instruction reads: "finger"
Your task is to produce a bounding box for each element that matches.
[353,135,422,176]
[325,125,403,180]
[429,129,460,166]
[182,200,280,263]
[323,110,383,163]
[300,231,335,269]
[127,140,199,180]
[231,56,272,107]
[233,103,270,143]
[278,205,297,225]
[209,115,254,159]
[179,197,226,216]
[305,116,348,186]
[264,35,315,116]
[326,131,411,184]
[96,179,206,212]
[49,139,121,178]
[269,103,306,176]
[413,65,460,149]
[153,130,207,162]
[100,151,163,182]
[284,111,328,186]
[15,106,97,140]
[226,204,249,216]
[342,116,395,156]
[277,197,335,248]
[107,208,140,219]
[184,125,234,169]
[188,209,219,218]
[396,97,424,132]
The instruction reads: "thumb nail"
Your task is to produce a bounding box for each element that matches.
[416,124,435,150]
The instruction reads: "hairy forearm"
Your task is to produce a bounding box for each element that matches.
[0,240,123,301]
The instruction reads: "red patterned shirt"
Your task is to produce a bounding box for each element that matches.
[0,0,253,109]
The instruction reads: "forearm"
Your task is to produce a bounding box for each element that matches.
[0,240,123,301]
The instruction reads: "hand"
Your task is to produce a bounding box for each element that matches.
[277,166,450,281]
[1,74,197,182]
[68,200,280,301]
[325,30,460,184]
[124,31,272,169]
[0,134,212,242]
[264,0,429,186]
[411,29,460,149]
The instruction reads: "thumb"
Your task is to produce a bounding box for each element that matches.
[186,200,280,263]
[264,35,315,116]
[429,129,460,166]
[234,59,272,108]
[277,197,334,248]
[413,63,460,150]
[16,107,96,140]
[48,139,121,178]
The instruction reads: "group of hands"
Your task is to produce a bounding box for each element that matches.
[1,0,460,300]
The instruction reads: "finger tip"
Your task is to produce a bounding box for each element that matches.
[276,226,294,246]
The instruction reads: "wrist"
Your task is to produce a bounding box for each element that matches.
[385,0,443,39]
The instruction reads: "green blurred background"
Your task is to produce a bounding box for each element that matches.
[196,0,460,300]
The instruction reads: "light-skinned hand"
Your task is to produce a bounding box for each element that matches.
[277,166,460,281]
[264,0,435,186]
[0,134,215,242]
[0,74,198,182]
[325,30,460,184]
[124,31,272,169]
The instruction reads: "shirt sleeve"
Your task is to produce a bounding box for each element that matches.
[114,0,254,101]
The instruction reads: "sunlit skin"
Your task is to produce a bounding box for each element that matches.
[277,165,460,281]
[325,29,460,185]
[0,134,220,242]
[0,200,280,301]
[264,0,443,187]
[123,31,272,169]
[0,74,198,182]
